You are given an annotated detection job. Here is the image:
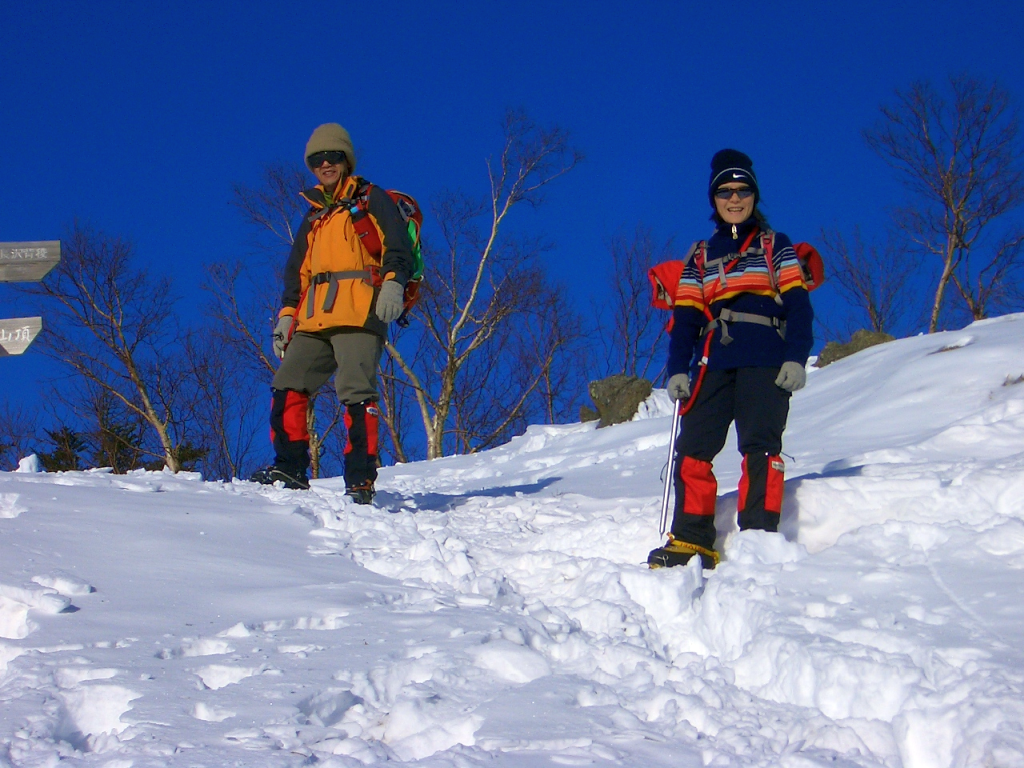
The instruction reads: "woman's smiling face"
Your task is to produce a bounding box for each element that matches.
[714,182,755,224]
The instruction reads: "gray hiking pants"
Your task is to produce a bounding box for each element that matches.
[272,328,382,404]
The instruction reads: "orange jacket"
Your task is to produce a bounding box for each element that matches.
[279,175,414,335]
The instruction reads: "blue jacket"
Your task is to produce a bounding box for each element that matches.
[666,219,814,376]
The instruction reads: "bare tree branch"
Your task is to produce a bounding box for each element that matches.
[600,225,674,379]
[0,402,41,470]
[231,163,308,250]
[864,74,1024,331]
[820,226,922,335]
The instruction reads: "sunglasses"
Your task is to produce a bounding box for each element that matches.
[308,150,347,167]
[714,187,754,200]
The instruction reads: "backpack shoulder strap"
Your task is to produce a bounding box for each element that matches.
[343,177,369,210]
[759,230,775,283]
[344,178,385,260]
[685,240,707,275]
[760,229,785,304]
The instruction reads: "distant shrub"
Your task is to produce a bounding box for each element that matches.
[815,329,896,368]
[580,375,653,427]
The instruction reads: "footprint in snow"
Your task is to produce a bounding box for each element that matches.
[157,636,235,659]
[0,493,27,519]
[0,584,72,639]
[195,664,262,690]
[31,570,96,596]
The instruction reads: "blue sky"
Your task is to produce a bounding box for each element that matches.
[2,0,1023,405]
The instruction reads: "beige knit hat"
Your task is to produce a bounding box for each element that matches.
[304,123,356,172]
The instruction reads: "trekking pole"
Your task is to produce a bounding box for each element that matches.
[658,402,683,535]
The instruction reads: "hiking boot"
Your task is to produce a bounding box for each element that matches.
[249,465,310,490]
[648,537,719,570]
[345,481,375,505]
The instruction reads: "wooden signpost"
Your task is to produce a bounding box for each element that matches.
[0,241,61,356]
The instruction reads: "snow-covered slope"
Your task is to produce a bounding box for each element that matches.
[2,315,1024,767]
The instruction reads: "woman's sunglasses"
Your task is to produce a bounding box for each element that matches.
[714,187,754,200]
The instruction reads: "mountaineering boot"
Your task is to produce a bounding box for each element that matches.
[249,465,310,490]
[648,536,719,570]
[345,481,375,505]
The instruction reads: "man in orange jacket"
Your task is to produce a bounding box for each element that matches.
[250,123,415,502]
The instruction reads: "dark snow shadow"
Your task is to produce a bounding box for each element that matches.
[818,458,868,477]
[375,477,562,514]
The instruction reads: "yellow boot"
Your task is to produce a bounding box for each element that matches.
[647,536,719,570]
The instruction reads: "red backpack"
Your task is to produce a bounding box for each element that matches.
[349,185,425,324]
[793,242,825,291]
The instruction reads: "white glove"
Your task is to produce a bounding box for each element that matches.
[775,361,806,392]
[272,316,293,360]
[667,373,691,401]
[375,280,405,323]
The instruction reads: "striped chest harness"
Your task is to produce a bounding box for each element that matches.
[691,227,786,346]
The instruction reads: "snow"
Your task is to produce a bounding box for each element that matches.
[2,315,1024,767]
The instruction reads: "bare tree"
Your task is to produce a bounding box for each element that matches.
[950,232,1024,321]
[181,329,263,480]
[0,402,41,470]
[387,111,583,459]
[514,281,589,428]
[87,386,151,472]
[204,261,279,378]
[602,225,674,380]
[306,389,343,479]
[377,330,421,464]
[864,74,1024,332]
[434,268,586,454]
[820,226,922,335]
[21,223,198,471]
[218,164,308,378]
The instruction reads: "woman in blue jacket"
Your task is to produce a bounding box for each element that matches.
[649,149,813,569]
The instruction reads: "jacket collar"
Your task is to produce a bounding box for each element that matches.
[300,175,362,210]
[714,217,758,240]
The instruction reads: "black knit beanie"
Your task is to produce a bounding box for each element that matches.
[708,149,758,205]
